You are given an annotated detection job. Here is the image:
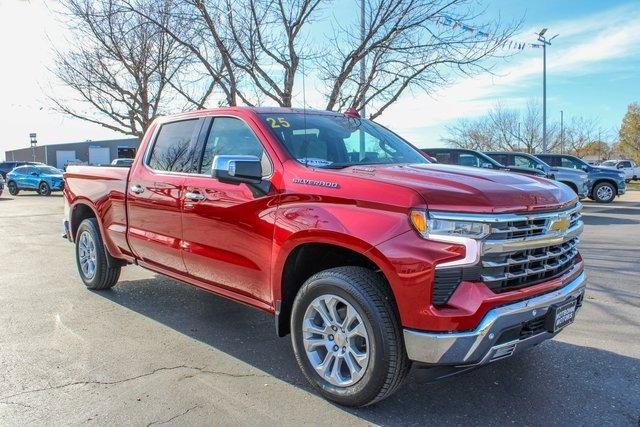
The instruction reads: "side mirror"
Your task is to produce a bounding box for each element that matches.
[535,164,545,171]
[212,155,262,184]
[30,172,39,176]
[480,162,493,169]
[617,164,624,169]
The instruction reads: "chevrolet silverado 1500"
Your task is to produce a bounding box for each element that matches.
[63,107,586,406]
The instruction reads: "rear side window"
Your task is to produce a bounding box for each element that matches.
[433,152,452,164]
[148,119,200,173]
[488,153,508,165]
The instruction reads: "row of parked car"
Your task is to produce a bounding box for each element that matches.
[0,153,631,203]
[422,149,629,203]
[0,159,136,198]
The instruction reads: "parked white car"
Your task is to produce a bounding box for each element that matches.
[600,159,640,181]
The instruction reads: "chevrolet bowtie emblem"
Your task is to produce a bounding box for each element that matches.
[548,216,570,233]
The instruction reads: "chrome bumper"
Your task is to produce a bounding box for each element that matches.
[404,271,586,365]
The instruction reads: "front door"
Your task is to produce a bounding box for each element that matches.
[181,116,278,304]
[127,118,202,274]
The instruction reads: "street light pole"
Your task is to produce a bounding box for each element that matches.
[537,29,558,153]
[359,0,366,119]
[29,133,37,162]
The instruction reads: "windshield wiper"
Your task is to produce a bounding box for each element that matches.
[318,163,357,169]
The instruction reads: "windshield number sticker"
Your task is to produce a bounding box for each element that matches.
[266,117,290,128]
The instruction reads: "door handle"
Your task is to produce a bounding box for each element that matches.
[185,191,206,201]
[130,184,144,194]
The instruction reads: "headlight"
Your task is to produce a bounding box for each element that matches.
[410,210,490,239]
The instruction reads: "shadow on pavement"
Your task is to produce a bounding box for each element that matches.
[581,214,638,226]
[99,276,640,424]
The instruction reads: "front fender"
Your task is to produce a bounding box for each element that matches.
[271,200,413,303]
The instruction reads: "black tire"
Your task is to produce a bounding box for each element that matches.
[38,181,51,196]
[290,266,410,407]
[7,181,19,196]
[592,181,616,203]
[75,218,120,290]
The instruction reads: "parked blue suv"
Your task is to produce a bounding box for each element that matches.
[536,154,626,203]
[6,165,64,196]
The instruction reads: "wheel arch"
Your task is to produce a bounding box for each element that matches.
[559,181,578,194]
[275,239,397,337]
[591,178,618,194]
[70,200,126,268]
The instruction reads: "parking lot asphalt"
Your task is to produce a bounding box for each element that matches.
[0,192,638,426]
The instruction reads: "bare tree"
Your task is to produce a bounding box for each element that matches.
[320,0,519,119]
[50,0,192,137]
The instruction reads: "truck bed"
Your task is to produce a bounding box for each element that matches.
[64,165,131,259]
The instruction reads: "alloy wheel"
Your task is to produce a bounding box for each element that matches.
[302,294,370,387]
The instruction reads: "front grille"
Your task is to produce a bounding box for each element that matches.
[481,237,579,292]
[431,204,583,305]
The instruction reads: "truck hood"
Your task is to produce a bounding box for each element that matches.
[337,163,577,213]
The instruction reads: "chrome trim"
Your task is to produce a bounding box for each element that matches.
[403,271,586,365]
[432,203,583,269]
[482,222,583,254]
[428,203,581,224]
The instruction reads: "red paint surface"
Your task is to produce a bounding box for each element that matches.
[63,107,583,332]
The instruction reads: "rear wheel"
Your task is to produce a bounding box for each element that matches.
[38,181,51,196]
[7,181,19,196]
[290,266,410,407]
[75,218,120,290]
[592,182,616,203]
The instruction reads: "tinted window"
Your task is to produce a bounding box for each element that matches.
[200,117,272,176]
[433,152,453,164]
[487,153,508,165]
[259,113,427,168]
[148,119,199,172]
[620,161,632,168]
[514,155,538,169]
[37,166,61,174]
[459,153,482,167]
[560,157,582,169]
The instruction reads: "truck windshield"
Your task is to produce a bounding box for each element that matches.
[258,113,428,168]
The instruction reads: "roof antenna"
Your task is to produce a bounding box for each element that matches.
[301,55,309,167]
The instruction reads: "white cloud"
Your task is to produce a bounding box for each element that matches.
[376,2,640,145]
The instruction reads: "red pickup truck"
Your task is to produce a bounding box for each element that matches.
[63,107,586,406]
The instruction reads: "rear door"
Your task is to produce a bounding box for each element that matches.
[127,118,203,274]
[180,115,278,304]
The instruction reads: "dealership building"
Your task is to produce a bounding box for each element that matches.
[4,137,140,169]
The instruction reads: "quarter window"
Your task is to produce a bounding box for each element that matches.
[148,119,200,173]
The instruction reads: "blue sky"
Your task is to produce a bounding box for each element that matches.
[378,0,640,147]
[0,0,638,158]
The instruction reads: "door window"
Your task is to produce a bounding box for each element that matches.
[559,157,582,170]
[200,117,272,176]
[513,155,538,169]
[619,161,632,168]
[147,119,200,173]
[459,153,482,167]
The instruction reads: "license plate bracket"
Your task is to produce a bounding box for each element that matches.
[544,297,577,332]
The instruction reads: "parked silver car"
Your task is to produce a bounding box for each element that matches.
[485,152,590,198]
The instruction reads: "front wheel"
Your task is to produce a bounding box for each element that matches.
[7,181,19,196]
[592,182,616,203]
[75,218,120,290]
[290,266,410,407]
[38,181,51,196]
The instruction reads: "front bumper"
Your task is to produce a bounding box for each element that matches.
[404,271,586,365]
